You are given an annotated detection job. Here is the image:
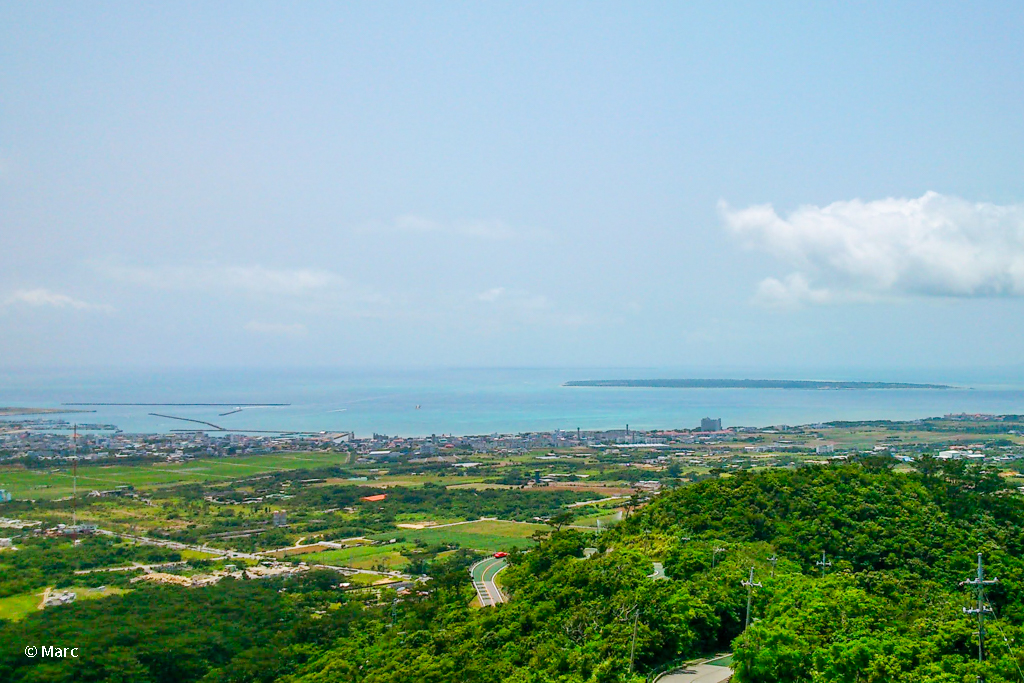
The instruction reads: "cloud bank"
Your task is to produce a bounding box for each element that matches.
[3,288,112,312]
[722,191,1024,307]
[104,263,345,295]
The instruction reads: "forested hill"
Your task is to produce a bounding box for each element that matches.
[5,463,1024,683]
[627,462,1020,584]
[615,462,1024,682]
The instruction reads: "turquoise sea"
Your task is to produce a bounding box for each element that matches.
[1,367,1024,436]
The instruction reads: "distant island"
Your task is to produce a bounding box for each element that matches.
[564,379,953,389]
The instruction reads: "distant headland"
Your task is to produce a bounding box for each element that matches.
[563,379,953,390]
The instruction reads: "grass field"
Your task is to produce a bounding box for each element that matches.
[373,474,488,488]
[0,591,41,621]
[295,520,549,569]
[574,510,624,528]
[444,482,516,490]
[373,519,548,553]
[0,585,126,622]
[343,571,386,586]
[67,585,129,602]
[180,549,220,561]
[299,544,409,570]
[0,451,353,500]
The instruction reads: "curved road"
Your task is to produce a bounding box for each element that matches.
[470,557,507,607]
[658,665,733,683]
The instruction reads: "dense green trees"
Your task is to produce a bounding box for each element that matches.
[0,535,180,598]
[631,463,1024,682]
[0,572,372,683]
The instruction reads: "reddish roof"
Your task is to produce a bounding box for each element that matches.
[360,494,387,502]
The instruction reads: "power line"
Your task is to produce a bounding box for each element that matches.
[72,424,78,529]
[768,554,779,578]
[711,547,726,570]
[628,605,640,674]
[742,566,763,629]
[960,552,998,681]
[987,617,1024,682]
[815,551,832,576]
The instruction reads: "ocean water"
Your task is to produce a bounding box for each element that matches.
[1,367,1023,436]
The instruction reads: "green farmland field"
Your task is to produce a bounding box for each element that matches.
[297,520,551,569]
[299,544,410,570]
[0,452,353,500]
[373,519,549,553]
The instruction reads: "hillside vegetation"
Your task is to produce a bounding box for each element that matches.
[4,461,1024,682]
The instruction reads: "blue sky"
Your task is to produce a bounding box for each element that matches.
[2,2,1023,373]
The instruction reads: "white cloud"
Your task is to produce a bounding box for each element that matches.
[753,274,833,309]
[244,320,308,337]
[476,287,506,302]
[104,263,345,295]
[3,288,112,312]
[393,214,518,240]
[722,191,1024,306]
[474,286,549,311]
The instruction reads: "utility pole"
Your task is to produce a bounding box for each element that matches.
[628,606,640,674]
[816,551,831,576]
[768,554,779,578]
[712,547,726,570]
[72,424,78,529]
[960,552,998,677]
[742,566,763,629]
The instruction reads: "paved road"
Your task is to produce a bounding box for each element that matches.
[658,664,733,683]
[567,496,626,508]
[96,528,261,560]
[96,528,422,580]
[470,557,507,607]
[97,528,417,579]
[74,560,188,574]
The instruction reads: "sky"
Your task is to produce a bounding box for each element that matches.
[2,2,1024,374]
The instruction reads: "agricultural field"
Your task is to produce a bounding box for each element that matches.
[373,519,548,553]
[0,451,354,500]
[297,520,548,571]
[303,545,410,571]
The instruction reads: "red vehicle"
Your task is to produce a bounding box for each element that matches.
[493,551,508,558]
